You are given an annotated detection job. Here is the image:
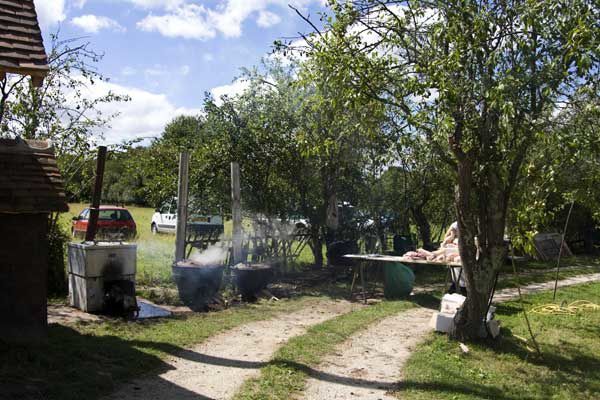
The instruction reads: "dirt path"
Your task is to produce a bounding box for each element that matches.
[301,307,433,400]
[493,272,600,301]
[104,299,361,400]
[298,272,600,400]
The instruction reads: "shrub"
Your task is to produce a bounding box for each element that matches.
[47,216,70,296]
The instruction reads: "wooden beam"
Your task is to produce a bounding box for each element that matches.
[175,152,190,262]
[231,162,243,264]
[30,74,43,87]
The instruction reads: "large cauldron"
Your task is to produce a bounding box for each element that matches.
[172,260,224,311]
[231,263,273,301]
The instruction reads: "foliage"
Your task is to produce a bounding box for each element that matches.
[0,33,129,156]
[401,282,600,400]
[123,115,204,208]
[509,90,600,254]
[297,0,600,339]
[47,216,70,296]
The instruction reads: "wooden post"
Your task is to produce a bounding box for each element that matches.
[175,152,190,262]
[231,162,243,265]
[85,146,107,242]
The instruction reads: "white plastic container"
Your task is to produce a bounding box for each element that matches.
[67,242,137,312]
[440,293,466,314]
[429,312,455,333]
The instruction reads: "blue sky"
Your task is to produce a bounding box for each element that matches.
[34,0,327,143]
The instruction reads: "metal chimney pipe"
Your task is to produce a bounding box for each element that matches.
[85,146,107,242]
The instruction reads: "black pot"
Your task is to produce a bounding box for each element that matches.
[231,263,273,301]
[172,260,224,311]
[327,240,359,266]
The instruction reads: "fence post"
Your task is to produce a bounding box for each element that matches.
[231,162,243,264]
[175,152,190,262]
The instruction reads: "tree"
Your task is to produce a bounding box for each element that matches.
[509,89,600,253]
[1,34,130,203]
[0,33,130,294]
[296,47,390,259]
[296,0,599,339]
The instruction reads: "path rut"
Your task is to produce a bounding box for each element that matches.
[301,307,433,400]
[104,299,361,400]
[298,272,600,400]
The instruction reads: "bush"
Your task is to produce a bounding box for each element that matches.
[48,216,70,296]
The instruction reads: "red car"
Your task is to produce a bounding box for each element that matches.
[72,206,137,240]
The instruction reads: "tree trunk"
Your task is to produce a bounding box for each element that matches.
[309,234,324,268]
[453,162,507,340]
[411,206,433,250]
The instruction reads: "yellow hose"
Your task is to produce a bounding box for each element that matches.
[531,300,600,315]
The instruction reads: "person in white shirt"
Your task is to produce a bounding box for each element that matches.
[443,221,466,294]
[442,221,459,246]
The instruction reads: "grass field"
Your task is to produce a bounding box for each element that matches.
[61,203,176,285]
[61,204,600,290]
[399,282,600,400]
[61,204,318,286]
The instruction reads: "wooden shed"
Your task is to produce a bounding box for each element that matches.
[0,1,66,342]
[0,0,49,86]
[0,139,68,342]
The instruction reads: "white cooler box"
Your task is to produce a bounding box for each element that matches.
[68,242,137,312]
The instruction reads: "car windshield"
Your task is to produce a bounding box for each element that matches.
[98,210,133,221]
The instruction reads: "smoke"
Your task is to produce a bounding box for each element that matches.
[190,243,229,266]
[183,214,306,266]
[249,213,306,241]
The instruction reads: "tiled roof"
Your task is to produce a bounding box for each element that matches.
[0,138,68,213]
[0,0,48,84]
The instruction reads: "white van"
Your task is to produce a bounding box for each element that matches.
[150,199,223,234]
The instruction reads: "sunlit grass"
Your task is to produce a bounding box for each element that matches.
[61,203,319,286]
[399,282,600,400]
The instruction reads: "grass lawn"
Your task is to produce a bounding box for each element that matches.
[61,203,599,291]
[0,297,323,400]
[399,282,600,400]
[410,255,600,291]
[61,203,318,286]
[234,299,416,400]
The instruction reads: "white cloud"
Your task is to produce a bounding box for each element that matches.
[210,79,250,105]
[144,65,167,77]
[137,3,216,40]
[71,14,125,33]
[73,0,87,8]
[135,0,320,40]
[180,65,190,75]
[256,10,281,28]
[78,79,200,144]
[34,0,66,29]
[125,0,183,9]
[203,53,214,62]
[121,66,137,76]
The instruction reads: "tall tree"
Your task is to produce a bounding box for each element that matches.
[297,0,599,339]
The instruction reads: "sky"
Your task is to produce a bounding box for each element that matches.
[33,0,327,143]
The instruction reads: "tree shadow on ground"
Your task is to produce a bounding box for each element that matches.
[489,331,600,396]
[127,342,530,400]
[493,303,525,316]
[0,324,214,400]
